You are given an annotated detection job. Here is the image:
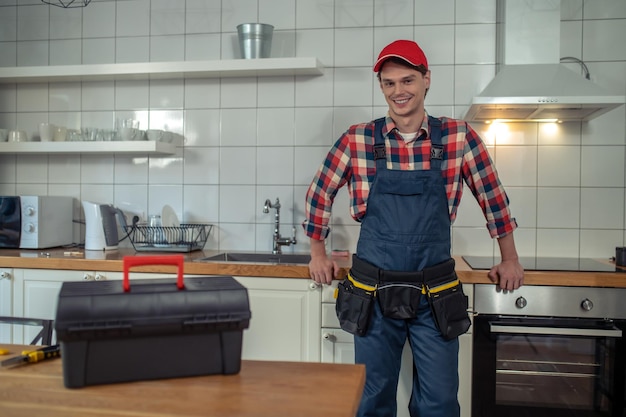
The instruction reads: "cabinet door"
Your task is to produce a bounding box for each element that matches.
[14,269,180,317]
[0,268,12,315]
[458,333,472,417]
[12,269,86,344]
[321,328,355,364]
[0,268,13,343]
[14,269,87,318]
[235,277,321,362]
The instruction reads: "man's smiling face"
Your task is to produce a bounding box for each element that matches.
[379,61,430,122]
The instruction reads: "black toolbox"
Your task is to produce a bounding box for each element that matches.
[54,255,251,388]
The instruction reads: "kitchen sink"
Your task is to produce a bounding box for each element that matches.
[199,252,311,264]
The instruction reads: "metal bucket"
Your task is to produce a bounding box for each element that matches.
[237,23,274,59]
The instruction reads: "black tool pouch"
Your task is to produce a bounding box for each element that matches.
[377,281,422,320]
[335,276,376,337]
[426,272,471,340]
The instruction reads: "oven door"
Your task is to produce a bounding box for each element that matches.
[473,315,626,417]
[0,197,21,248]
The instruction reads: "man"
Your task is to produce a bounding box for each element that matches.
[302,39,524,417]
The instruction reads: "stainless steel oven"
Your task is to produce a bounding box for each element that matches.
[463,256,626,417]
[471,284,626,417]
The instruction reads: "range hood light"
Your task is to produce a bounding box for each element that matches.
[491,118,560,124]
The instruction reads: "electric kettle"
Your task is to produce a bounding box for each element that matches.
[82,201,127,251]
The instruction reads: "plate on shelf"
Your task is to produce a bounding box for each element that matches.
[161,204,180,228]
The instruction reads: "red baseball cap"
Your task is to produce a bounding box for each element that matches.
[373,40,428,72]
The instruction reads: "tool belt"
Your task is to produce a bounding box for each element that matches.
[335,255,471,340]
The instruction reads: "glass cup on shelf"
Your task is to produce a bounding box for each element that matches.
[148,214,165,245]
[83,128,99,141]
[39,122,56,142]
[67,129,84,141]
[116,119,140,141]
[101,129,115,141]
[121,119,139,129]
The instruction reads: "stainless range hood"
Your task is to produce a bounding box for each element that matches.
[464,0,625,122]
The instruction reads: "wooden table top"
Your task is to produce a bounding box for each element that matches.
[0,344,365,417]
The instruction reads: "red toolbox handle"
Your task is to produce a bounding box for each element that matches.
[123,255,185,292]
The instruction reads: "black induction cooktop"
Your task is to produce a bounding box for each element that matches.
[462,256,621,272]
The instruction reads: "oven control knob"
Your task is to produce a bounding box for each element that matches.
[581,298,594,311]
[24,205,36,216]
[24,223,36,233]
[515,296,527,309]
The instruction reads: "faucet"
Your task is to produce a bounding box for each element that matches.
[263,197,297,254]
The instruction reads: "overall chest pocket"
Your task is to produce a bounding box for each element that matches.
[378,178,425,196]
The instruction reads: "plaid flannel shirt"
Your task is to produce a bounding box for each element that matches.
[303,112,517,241]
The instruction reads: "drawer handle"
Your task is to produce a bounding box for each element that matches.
[490,323,622,338]
[323,333,336,342]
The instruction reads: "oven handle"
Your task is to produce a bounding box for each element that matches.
[489,323,622,338]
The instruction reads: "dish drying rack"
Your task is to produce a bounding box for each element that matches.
[124,223,213,252]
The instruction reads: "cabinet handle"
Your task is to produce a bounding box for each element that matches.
[323,333,336,342]
[309,282,320,290]
[94,273,106,281]
[0,271,11,280]
[83,273,94,281]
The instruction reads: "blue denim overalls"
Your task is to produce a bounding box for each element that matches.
[354,116,460,417]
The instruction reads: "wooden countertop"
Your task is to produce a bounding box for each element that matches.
[0,344,365,417]
[0,248,625,287]
[0,248,319,278]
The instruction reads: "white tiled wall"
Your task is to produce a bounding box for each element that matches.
[0,0,625,259]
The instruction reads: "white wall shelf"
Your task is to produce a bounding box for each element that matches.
[0,57,324,83]
[0,141,176,155]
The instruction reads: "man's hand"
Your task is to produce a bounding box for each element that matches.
[309,238,338,285]
[488,258,524,290]
[309,255,339,285]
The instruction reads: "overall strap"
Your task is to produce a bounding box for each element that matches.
[428,115,444,170]
[373,117,387,171]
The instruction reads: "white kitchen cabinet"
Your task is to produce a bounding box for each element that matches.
[321,328,355,363]
[458,333,472,417]
[10,269,176,344]
[0,269,12,315]
[235,276,321,362]
[0,268,14,343]
[11,269,82,344]
[8,269,323,363]
[13,269,84,318]
[321,281,473,417]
